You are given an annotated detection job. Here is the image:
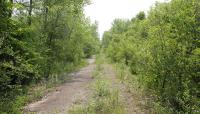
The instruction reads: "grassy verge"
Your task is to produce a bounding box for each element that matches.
[68,55,125,114]
[113,62,173,114]
[0,60,87,114]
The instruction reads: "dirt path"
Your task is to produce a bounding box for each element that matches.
[102,64,150,114]
[25,57,150,114]
[25,58,95,114]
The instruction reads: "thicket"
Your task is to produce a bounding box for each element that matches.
[102,0,200,113]
[0,0,99,113]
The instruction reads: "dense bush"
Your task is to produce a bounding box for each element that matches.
[0,0,99,113]
[102,0,200,113]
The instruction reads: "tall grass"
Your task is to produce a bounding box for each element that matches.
[114,62,174,114]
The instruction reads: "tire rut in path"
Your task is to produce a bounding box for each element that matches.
[25,58,95,114]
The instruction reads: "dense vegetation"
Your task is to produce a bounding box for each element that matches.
[0,0,99,113]
[102,0,200,113]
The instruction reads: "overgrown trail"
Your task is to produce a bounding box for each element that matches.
[25,58,95,114]
[102,64,149,114]
[25,56,149,114]
[69,55,150,114]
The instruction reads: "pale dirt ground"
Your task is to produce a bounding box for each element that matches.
[24,58,95,114]
[24,58,150,114]
[102,64,151,114]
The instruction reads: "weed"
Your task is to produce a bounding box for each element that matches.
[69,56,125,114]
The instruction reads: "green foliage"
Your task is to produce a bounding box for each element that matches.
[0,0,99,113]
[102,0,200,113]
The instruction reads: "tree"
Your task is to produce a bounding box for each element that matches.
[0,0,100,113]
[102,0,200,113]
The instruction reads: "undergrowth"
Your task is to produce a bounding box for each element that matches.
[69,55,125,114]
[114,62,174,114]
[0,60,87,114]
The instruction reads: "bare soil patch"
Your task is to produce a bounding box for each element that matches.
[24,58,95,114]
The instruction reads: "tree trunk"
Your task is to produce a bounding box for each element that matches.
[28,0,32,25]
[9,0,13,17]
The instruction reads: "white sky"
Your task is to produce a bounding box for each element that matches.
[84,0,167,38]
